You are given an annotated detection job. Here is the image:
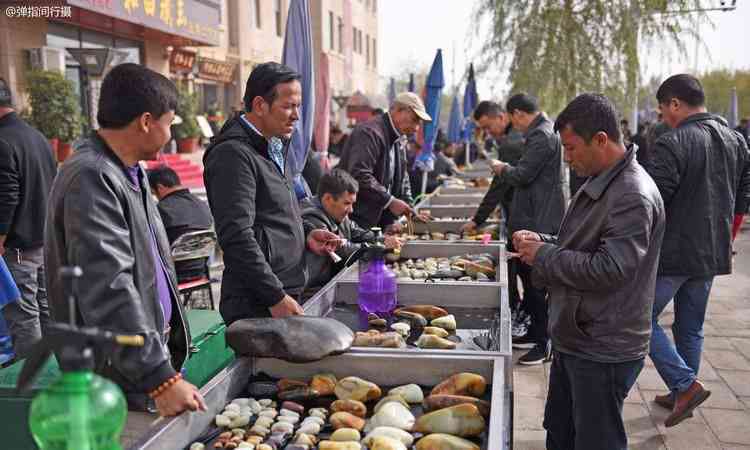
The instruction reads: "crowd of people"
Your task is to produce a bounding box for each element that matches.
[1,60,749,450]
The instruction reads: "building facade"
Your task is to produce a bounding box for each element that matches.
[0,0,223,126]
[0,0,380,133]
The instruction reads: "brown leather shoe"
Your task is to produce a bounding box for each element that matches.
[655,392,694,418]
[654,392,675,410]
[665,381,711,427]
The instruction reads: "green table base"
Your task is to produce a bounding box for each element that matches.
[0,309,233,450]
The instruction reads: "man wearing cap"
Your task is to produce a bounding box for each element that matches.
[339,92,431,229]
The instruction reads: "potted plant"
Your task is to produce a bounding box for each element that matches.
[174,86,201,153]
[24,70,83,161]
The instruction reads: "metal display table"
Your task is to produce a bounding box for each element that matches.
[126,353,512,450]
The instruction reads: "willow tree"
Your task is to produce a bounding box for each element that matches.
[473,0,712,114]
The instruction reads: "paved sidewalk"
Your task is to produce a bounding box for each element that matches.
[513,220,750,449]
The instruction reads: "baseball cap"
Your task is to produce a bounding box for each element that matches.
[394,92,432,122]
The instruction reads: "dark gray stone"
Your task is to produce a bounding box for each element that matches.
[226,316,354,363]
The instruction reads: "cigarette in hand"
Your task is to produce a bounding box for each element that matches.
[328,251,342,263]
[507,252,521,260]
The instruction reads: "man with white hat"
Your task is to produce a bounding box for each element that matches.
[339,92,432,229]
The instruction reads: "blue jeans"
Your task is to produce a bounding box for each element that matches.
[649,275,713,394]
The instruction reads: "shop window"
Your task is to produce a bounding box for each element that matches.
[275,0,282,37]
[114,38,142,64]
[373,38,377,67]
[366,34,370,66]
[81,29,111,49]
[46,22,80,65]
[329,11,334,51]
[254,0,262,29]
[229,0,239,47]
[338,17,343,53]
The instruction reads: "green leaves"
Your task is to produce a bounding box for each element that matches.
[24,70,83,142]
[173,85,201,140]
[473,0,710,115]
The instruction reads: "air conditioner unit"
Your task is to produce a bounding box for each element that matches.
[27,47,66,73]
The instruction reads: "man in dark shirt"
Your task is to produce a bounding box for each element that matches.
[0,77,57,359]
[147,166,213,281]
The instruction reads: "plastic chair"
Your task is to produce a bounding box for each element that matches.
[170,229,217,310]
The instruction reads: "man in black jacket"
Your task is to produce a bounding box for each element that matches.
[461,101,524,313]
[45,64,204,416]
[302,169,403,290]
[491,93,566,365]
[147,166,213,281]
[514,93,665,450]
[644,74,750,427]
[338,92,430,230]
[0,77,57,359]
[204,62,339,324]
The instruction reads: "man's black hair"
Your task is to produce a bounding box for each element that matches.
[318,169,359,199]
[473,101,503,121]
[554,93,622,144]
[97,63,177,129]
[0,78,12,108]
[146,165,181,190]
[506,93,539,114]
[656,74,705,108]
[243,62,301,112]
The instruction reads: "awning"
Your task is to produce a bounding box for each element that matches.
[66,0,221,46]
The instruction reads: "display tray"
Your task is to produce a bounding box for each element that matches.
[337,242,505,286]
[438,186,489,195]
[417,205,479,218]
[410,218,501,235]
[425,194,485,206]
[127,354,511,450]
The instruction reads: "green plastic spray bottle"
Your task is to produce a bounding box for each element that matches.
[16,267,145,450]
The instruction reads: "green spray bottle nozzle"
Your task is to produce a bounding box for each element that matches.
[16,266,144,393]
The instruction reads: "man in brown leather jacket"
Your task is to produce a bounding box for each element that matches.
[514,94,665,450]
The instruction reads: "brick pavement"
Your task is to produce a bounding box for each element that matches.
[513,220,750,449]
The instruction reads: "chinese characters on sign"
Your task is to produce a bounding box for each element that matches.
[169,48,196,73]
[198,58,236,84]
[66,0,221,46]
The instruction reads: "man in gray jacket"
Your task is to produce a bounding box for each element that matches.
[491,93,566,364]
[514,94,665,449]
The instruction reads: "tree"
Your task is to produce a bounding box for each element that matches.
[699,69,750,120]
[473,0,711,115]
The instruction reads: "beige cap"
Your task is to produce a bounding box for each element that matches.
[394,92,432,122]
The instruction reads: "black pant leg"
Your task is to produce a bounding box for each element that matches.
[569,354,644,450]
[544,352,575,450]
[505,240,521,311]
[517,261,548,344]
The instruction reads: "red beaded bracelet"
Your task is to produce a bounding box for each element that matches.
[148,373,182,399]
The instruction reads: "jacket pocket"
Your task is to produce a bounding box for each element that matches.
[255,225,275,266]
[551,292,590,341]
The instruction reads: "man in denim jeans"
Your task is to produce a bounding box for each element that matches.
[0,78,57,359]
[645,74,750,427]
